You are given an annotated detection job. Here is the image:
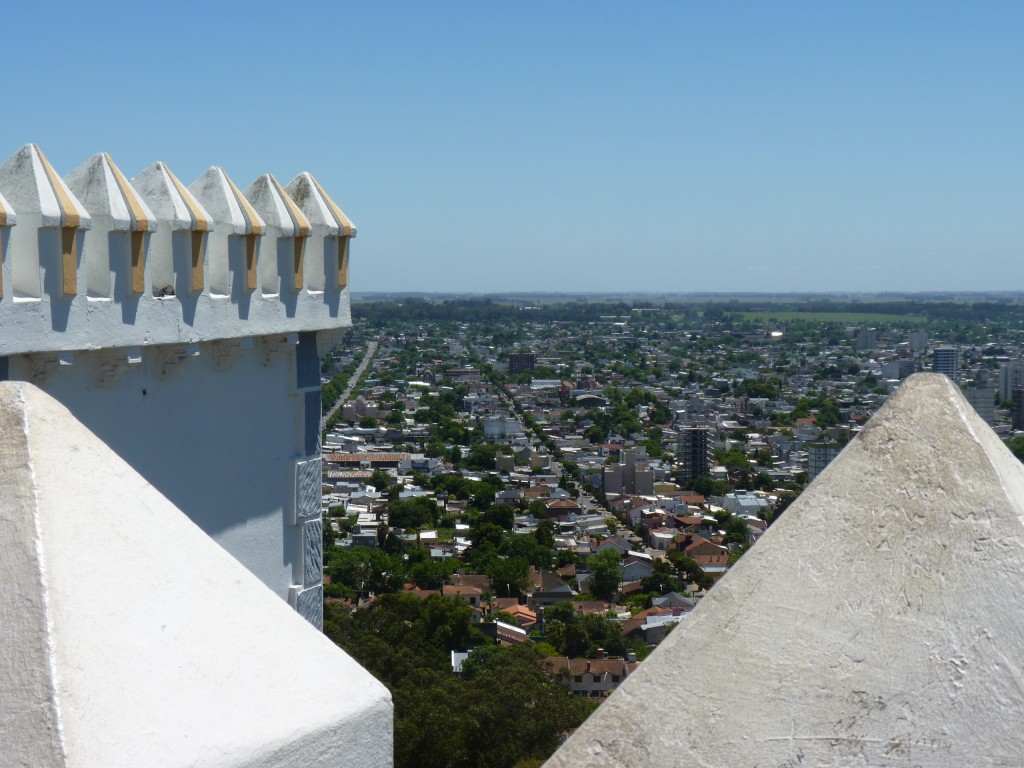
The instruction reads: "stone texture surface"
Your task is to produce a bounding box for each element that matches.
[294,585,325,629]
[303,519,324,589]
[295,457,323,524]
[547,373,1024,768]
[0,381,391,768]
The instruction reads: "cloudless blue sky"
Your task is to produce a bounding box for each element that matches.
[4,2,1021,293]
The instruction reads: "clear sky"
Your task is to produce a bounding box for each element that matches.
[4,1,1021,293]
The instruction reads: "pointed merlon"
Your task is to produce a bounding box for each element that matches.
[0,144,91,230]
[189,167,265,237]
[285,172,356,238]
[0,381,393,768]
[546,372,1024,767]
[244,174,310,239]
[131,162,212,232]
[0,190,16,227]
[64,153,156,233]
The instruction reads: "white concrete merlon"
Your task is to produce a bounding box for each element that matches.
[64,152,157,298]
[133,161,212,233]
[0,144,91,230]
[245,174,310,239]
[65,153,156,234]
[286,171,355,291]
[286,172,356,238]
[244,174,311,294]
[0,381,392,768]
[189,167,267,296]
[547,373,1024,767]
[132,161,212,297]
[191,167,267,237]
[0,144,91,300]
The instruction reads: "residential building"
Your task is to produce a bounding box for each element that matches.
[677,422,712,484]
[541,656,639,697]
[1013,388,1024,431]
[808,441,843,482]
[482,415,524,439]
[508,351,537,374]
[963,371,996,426]
[999,359,1024,403]
[855,328,877,352]
[603,447,654,496]
[932,346,960,382]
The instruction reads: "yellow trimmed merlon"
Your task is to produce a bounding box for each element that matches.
[31,144,92,296]
[226,175,265,237]
[34,144,80,229]
[284,172,356,291]
[165,168,210,233]
[269,175,310,239]
[161,164,209,292]
[104,154,151,233]
[308,174,355,288]
[225,173,264,290]
[338,237,350,289]
[106,154,151,293]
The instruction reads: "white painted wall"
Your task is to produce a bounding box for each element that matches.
[7,341,306,602]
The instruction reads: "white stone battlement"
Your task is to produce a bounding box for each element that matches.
[0,144,355,356]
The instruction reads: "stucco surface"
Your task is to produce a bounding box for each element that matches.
[0,382,392,768]
[8,343,304,602]
[547,373,1024,768]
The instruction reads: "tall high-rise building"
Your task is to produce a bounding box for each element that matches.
[963,371,996,426]
[999,359,1024,404]
[677,422,712,485]
[1013,389,1024,431]
[908,330,928,354]
[933,347,960,382]
[808,441,843,482]
[855,328,877,352]
[508,351,536,375]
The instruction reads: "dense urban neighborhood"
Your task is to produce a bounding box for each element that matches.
[319,295,1024,768]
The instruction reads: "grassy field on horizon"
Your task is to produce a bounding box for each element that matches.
[734,311,928,324]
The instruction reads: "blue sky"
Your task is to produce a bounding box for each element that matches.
[4,2,1021,293]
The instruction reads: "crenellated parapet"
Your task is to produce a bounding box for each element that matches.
[0,144,356,356]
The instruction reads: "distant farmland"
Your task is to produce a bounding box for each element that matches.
[733,311,928,324]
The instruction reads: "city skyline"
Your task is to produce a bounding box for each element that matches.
[5,1,1021,293]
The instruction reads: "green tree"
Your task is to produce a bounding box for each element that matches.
[589,548,621,602]
[481,503,516,530]
[328,547,404,594]
[369,468,392,493]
